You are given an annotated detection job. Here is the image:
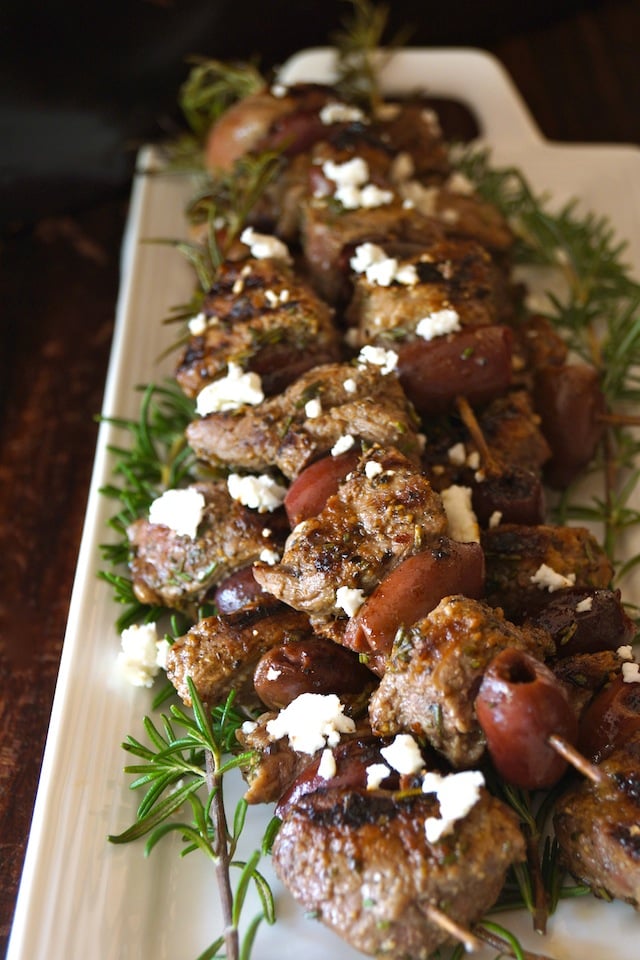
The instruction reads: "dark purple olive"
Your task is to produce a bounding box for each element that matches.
[579,675,640,764]
[476,647,578,789]
[528,587,637,658]
[214,565,280,616]
[472,464,546,527]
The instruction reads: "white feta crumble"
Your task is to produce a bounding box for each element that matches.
[319,101,367,125]
[343,377,357,394]
[366,762,391,790]
[421,107,442,136]
[575,596,594,613]
[331,433,356,456]
[365,460,384,479]
[358,344,398,375]
[317,748,337,780]
[188,311,208,335]
[305,397,323,419]
[389,151,415,184]
[530,563,577,592]
[350,242,417,287]
[441,485,480,543]
[266,666,282,681]
[148,487,205,539]
[375,101,401,121]
[117,622,166,687]
[321,158,393,209]
[489,510,503,529]
[622,662,640,683]
[259,548,280,565]
[380,734,424,775]
[270,83,287,98]
[415,307,461,341]
[266,693,355,754]
[422,769,485,843]
[617,644,634,661]
[195,362,264,415]
[227,473,287,512]
[335,585,366,617]
[447,442,467,466]
[241,720,258,735]
[398,180,439,216]
[240,227,291,262]
[466,451,481,471]
[445,171,475,195]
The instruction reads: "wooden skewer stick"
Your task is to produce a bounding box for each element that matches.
[455,395,499,472]
[476,923,558,960]
[547,733,606,785]
[422,902,482,953]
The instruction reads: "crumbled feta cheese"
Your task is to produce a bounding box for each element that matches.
[317,748,337,780]
[366,762,391,789]
[195,362,264,415]
[447,442,467,466]
[321,158,393,210]
[350,242,417,287]
[415,307,461,341]
[390,151,414,184]
[240,227,291,262]
[266,666,282,681]
[489,510,503,529]
[270,83,287,98]
[335,585,366,617]
[421,108,442,136]
[375,101,401,121]
[343,377,357,394]
[264,288,279,307]
[530,563,577,592]
[466,451,481,471]
[445,171,475,195]
[117,622,166,687]
[441,485,480,543]
[305,397,323,418]
[259,548,280,565]
[331,434,356,456]
[227,473,287,512]
[365,460,384,479]
[380,734,424,775]
[358,344,398,374]
[155,638,171,671]
[319,101,366,125]
[575,596,594,613]
[398,180,439,216]
[266,693,355,754]
[188,311,208,335]
[422,769,485,843]
[148,487,205,539]
[622,662,640,683]
[262,527,272,538]
[241,720,258,735]
[617,645,634,661]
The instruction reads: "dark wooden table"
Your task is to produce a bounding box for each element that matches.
[1,2,640,955]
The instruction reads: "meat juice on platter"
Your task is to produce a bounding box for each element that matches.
[105,50,640,960]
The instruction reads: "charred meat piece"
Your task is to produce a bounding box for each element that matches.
[126,481,286,613]
[175,256,340,399]
[301,196,445,304]
[526,587,636,659]
[166,606,312,708]
[186,360,423,479]
[369,594,553,767]
[345,237,503,345]
[253,446,447,618]
[481,523,613,621]
[272,784,524,959]
[552,649,623,719]
[554,731,640,909]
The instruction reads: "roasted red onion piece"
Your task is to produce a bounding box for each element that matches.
[476,647,578,789]
[472,465,546,526]
[527,587,636,658]
[397,325,513,415]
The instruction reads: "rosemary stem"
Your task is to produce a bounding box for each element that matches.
[475,923,557,960]
[207,749,239,960]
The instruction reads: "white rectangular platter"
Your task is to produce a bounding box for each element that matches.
[7,47,640,960]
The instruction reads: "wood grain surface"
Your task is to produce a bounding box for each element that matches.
[1,1,640,954]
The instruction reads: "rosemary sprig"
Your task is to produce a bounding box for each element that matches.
[109,683,279,960]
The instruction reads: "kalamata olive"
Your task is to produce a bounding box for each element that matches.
[204,91,293,170]
[476,647,578,789]
[533,363,605,488]
[275,736,400,820]
[528,588,637,658]
[396,325,513,415]
[213,565,281,617]
[578,674,640,763]
[344,537,485,662]
[472,465,546,526]
[284,450,361,527]
[253,636,375,710]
